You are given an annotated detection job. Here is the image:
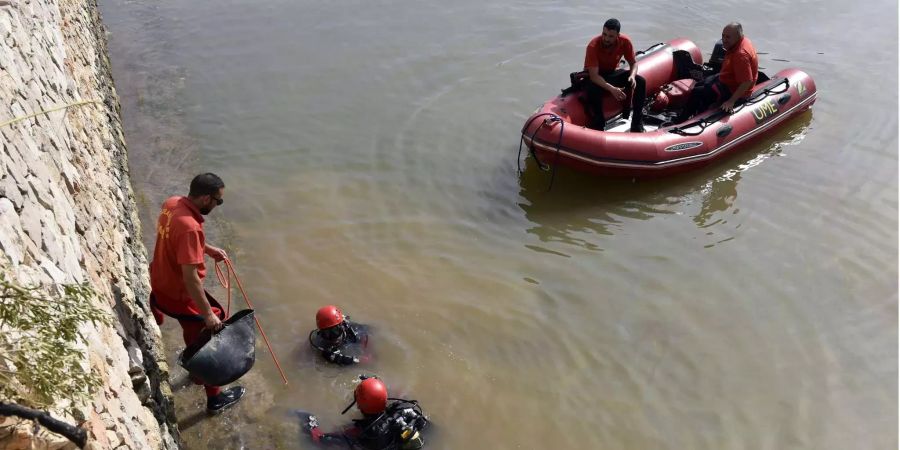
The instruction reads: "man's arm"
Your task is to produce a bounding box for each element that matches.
[721,80,753,113]
[322,349,359,365]
[626,62,638,90]
[181,264,222,330]
[300,414,353,446]
[721,54,756,113]
[624,41,638,88]
[588,67,626,101]
[204,244,227,262]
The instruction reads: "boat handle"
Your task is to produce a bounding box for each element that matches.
[716,124,733,138]
[636,42,665,56]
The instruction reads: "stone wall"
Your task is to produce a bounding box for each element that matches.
[0,0,178,448]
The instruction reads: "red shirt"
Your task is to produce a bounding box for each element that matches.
[149,196,207,315]
[719,36,758,96]
[584,33,636,74]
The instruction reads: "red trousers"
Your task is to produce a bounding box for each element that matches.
[179,307,224,397]
[151,292,226,398]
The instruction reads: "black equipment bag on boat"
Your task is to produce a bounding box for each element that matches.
[561,70,589,96]
[672,50,709,81]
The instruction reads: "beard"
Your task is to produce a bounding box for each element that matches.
[200,206,213,215]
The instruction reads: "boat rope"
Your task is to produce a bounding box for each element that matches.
[0,99,102,130]
[214,258,289,385]
[517,112,565,191]
[519,113,547,171]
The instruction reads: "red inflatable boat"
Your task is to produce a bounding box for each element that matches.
[520,38,817,178]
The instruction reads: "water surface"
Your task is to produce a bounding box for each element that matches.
[101,0,898,448]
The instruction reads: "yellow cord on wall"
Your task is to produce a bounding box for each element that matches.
[0,99,103,129]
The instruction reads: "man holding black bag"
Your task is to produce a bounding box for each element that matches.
[148,172,246,414]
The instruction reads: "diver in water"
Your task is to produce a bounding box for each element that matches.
[309,305,370,365]
[298,376,429,449]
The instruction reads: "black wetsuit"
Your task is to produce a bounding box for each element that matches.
[301,400,428,450]
[309,320,369,365]
[317,414,395,449]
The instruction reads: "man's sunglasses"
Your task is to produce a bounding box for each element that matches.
[212,195,223,206]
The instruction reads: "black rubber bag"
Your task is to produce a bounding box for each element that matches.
[179,309,257,386]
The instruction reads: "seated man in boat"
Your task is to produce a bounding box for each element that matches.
[675,22,758,123]
[309,305,370,365]
[297,376,429,449]
[584,18,647,132]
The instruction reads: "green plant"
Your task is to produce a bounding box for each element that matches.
[0,273,112,414]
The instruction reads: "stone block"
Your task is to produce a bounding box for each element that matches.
[0,198,23,265]
[38,257,67,283]
[18,202,41,246]
[0,169,24,209]
[104,429,120,448]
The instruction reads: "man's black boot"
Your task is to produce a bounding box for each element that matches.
[207,386,246,415]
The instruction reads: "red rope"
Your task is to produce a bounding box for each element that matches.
[214,259,289,385]
[213,261,232,316]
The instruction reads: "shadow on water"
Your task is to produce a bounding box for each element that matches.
[177,410,210,432]
[516,111,814,250]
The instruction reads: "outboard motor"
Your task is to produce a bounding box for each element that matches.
[707,39,726,73]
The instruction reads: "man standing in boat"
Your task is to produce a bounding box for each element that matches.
[148,173,246,414]
[676,22,758,122]
[583,18,647,132]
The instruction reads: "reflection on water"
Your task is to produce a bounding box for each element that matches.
[519,111,814,252]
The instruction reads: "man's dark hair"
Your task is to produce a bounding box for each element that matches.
[603,18,621,33]
[189,173,225,197]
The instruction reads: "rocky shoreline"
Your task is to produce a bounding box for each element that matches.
[1,0,180,447]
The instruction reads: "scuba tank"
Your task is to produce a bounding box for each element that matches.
[389,402,427,449]
[354,399,428,450]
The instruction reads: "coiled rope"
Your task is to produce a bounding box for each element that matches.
[215,258,289,385]
[517,112,565,191]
